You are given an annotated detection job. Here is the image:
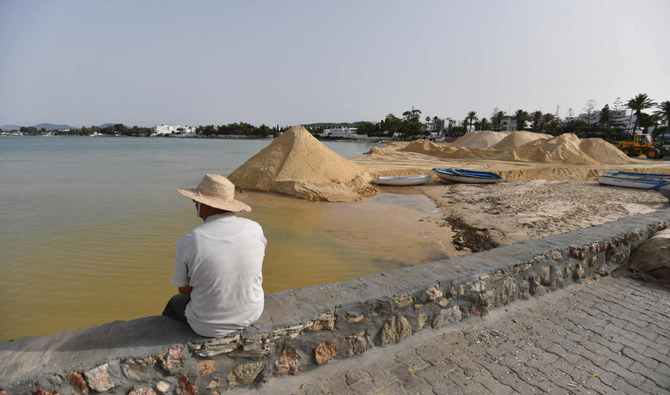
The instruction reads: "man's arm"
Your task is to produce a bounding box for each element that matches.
[178,285,192,296]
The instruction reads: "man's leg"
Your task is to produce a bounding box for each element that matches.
[162,293,190,323]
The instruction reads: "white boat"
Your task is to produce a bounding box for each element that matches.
[433,168,502,184]
[598,171,670,189]
[375,174,431,186]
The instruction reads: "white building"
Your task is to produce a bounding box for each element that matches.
[152,124,196,137]
[444,118,461,130]
[500,116,533,131]
[320,127,360,139]
[565,112,638,133]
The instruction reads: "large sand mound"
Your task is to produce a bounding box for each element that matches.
[400,140,501,160]
[395,131,635,165]
[578,138,634,164]
[492,131,551,150]
[450,130,510,148]
[497,133,633,165]
[228,125,376,202]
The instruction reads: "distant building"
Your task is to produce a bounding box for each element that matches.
[152,124,196,137]
[320,127,364,139]
[500,116,532,131]
[425,118,446,132]
[444,118,461,130]
[565,111,637,132]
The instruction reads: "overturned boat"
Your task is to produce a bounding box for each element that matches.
[375,174,431,186]
[433,168,502,184]
[598,171,670,190]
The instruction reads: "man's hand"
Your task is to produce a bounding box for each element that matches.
[178,285,192,297]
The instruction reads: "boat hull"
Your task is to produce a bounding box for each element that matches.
[433,168,502,184]
[375,174,431,186]
[598,171,670,190]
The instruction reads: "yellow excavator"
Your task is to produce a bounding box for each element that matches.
[618,134,663,159]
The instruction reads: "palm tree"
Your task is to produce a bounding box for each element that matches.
[626,93,656,133]
[491,111,505,132]
[513,109,528,131]
[637,113,659,134]
[466,111,478,132]
[654,101,670,128]
[480,117,490,131]
[531,111,543,132]
[655,100,670,145]
[541,113,555,133]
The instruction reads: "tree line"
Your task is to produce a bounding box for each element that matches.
[10,124,154,137]
[459,94,669,143]
[4,123,290,138]
[4,93,668,142]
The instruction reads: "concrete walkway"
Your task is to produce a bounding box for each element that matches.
[233,274,670,394]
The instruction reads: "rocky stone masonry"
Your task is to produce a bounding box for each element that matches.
[2,209,669,394]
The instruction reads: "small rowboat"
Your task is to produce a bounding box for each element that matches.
[375,174,431,186]
[433,168,502,184]
[597,171,670,190]
[658,185,670,201]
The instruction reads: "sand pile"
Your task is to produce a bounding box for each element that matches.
[401,139,441,154]
[228,125,376,202]
[450,130,510,148]
[492,131,550,150]
[389,131,636,166]
[496,133,597,164]
[400,140,500,160]
[497,133,635,165]
[578,138,633,164]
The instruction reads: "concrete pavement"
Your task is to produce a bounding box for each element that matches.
[233,274,670,394]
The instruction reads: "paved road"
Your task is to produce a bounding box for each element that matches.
[232,274,670,394]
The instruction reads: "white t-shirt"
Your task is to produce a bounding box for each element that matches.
[172,213,266,337]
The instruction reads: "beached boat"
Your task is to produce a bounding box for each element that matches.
[597,171,670,190]
[433,168,502,184]
[375,174,431,186]
[659,185,670,201]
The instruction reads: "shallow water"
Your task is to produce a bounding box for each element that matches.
[0,136,444,341]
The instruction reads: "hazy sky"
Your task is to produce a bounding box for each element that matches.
[1,0,668,127]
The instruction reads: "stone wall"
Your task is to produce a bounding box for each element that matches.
[2,208,669,394]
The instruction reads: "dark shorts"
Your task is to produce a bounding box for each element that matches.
[162,293,190,323]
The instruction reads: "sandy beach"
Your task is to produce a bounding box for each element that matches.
[352,138,670,251]
[232,126,670,258]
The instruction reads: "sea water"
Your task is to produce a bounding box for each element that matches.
[0,136,441,341]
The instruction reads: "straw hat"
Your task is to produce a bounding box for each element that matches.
[177,174,251,212]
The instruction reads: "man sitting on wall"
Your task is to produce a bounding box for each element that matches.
[162,174,266,337]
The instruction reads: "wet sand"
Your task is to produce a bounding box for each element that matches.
[241,189,466,271]
[349,141,670,252]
